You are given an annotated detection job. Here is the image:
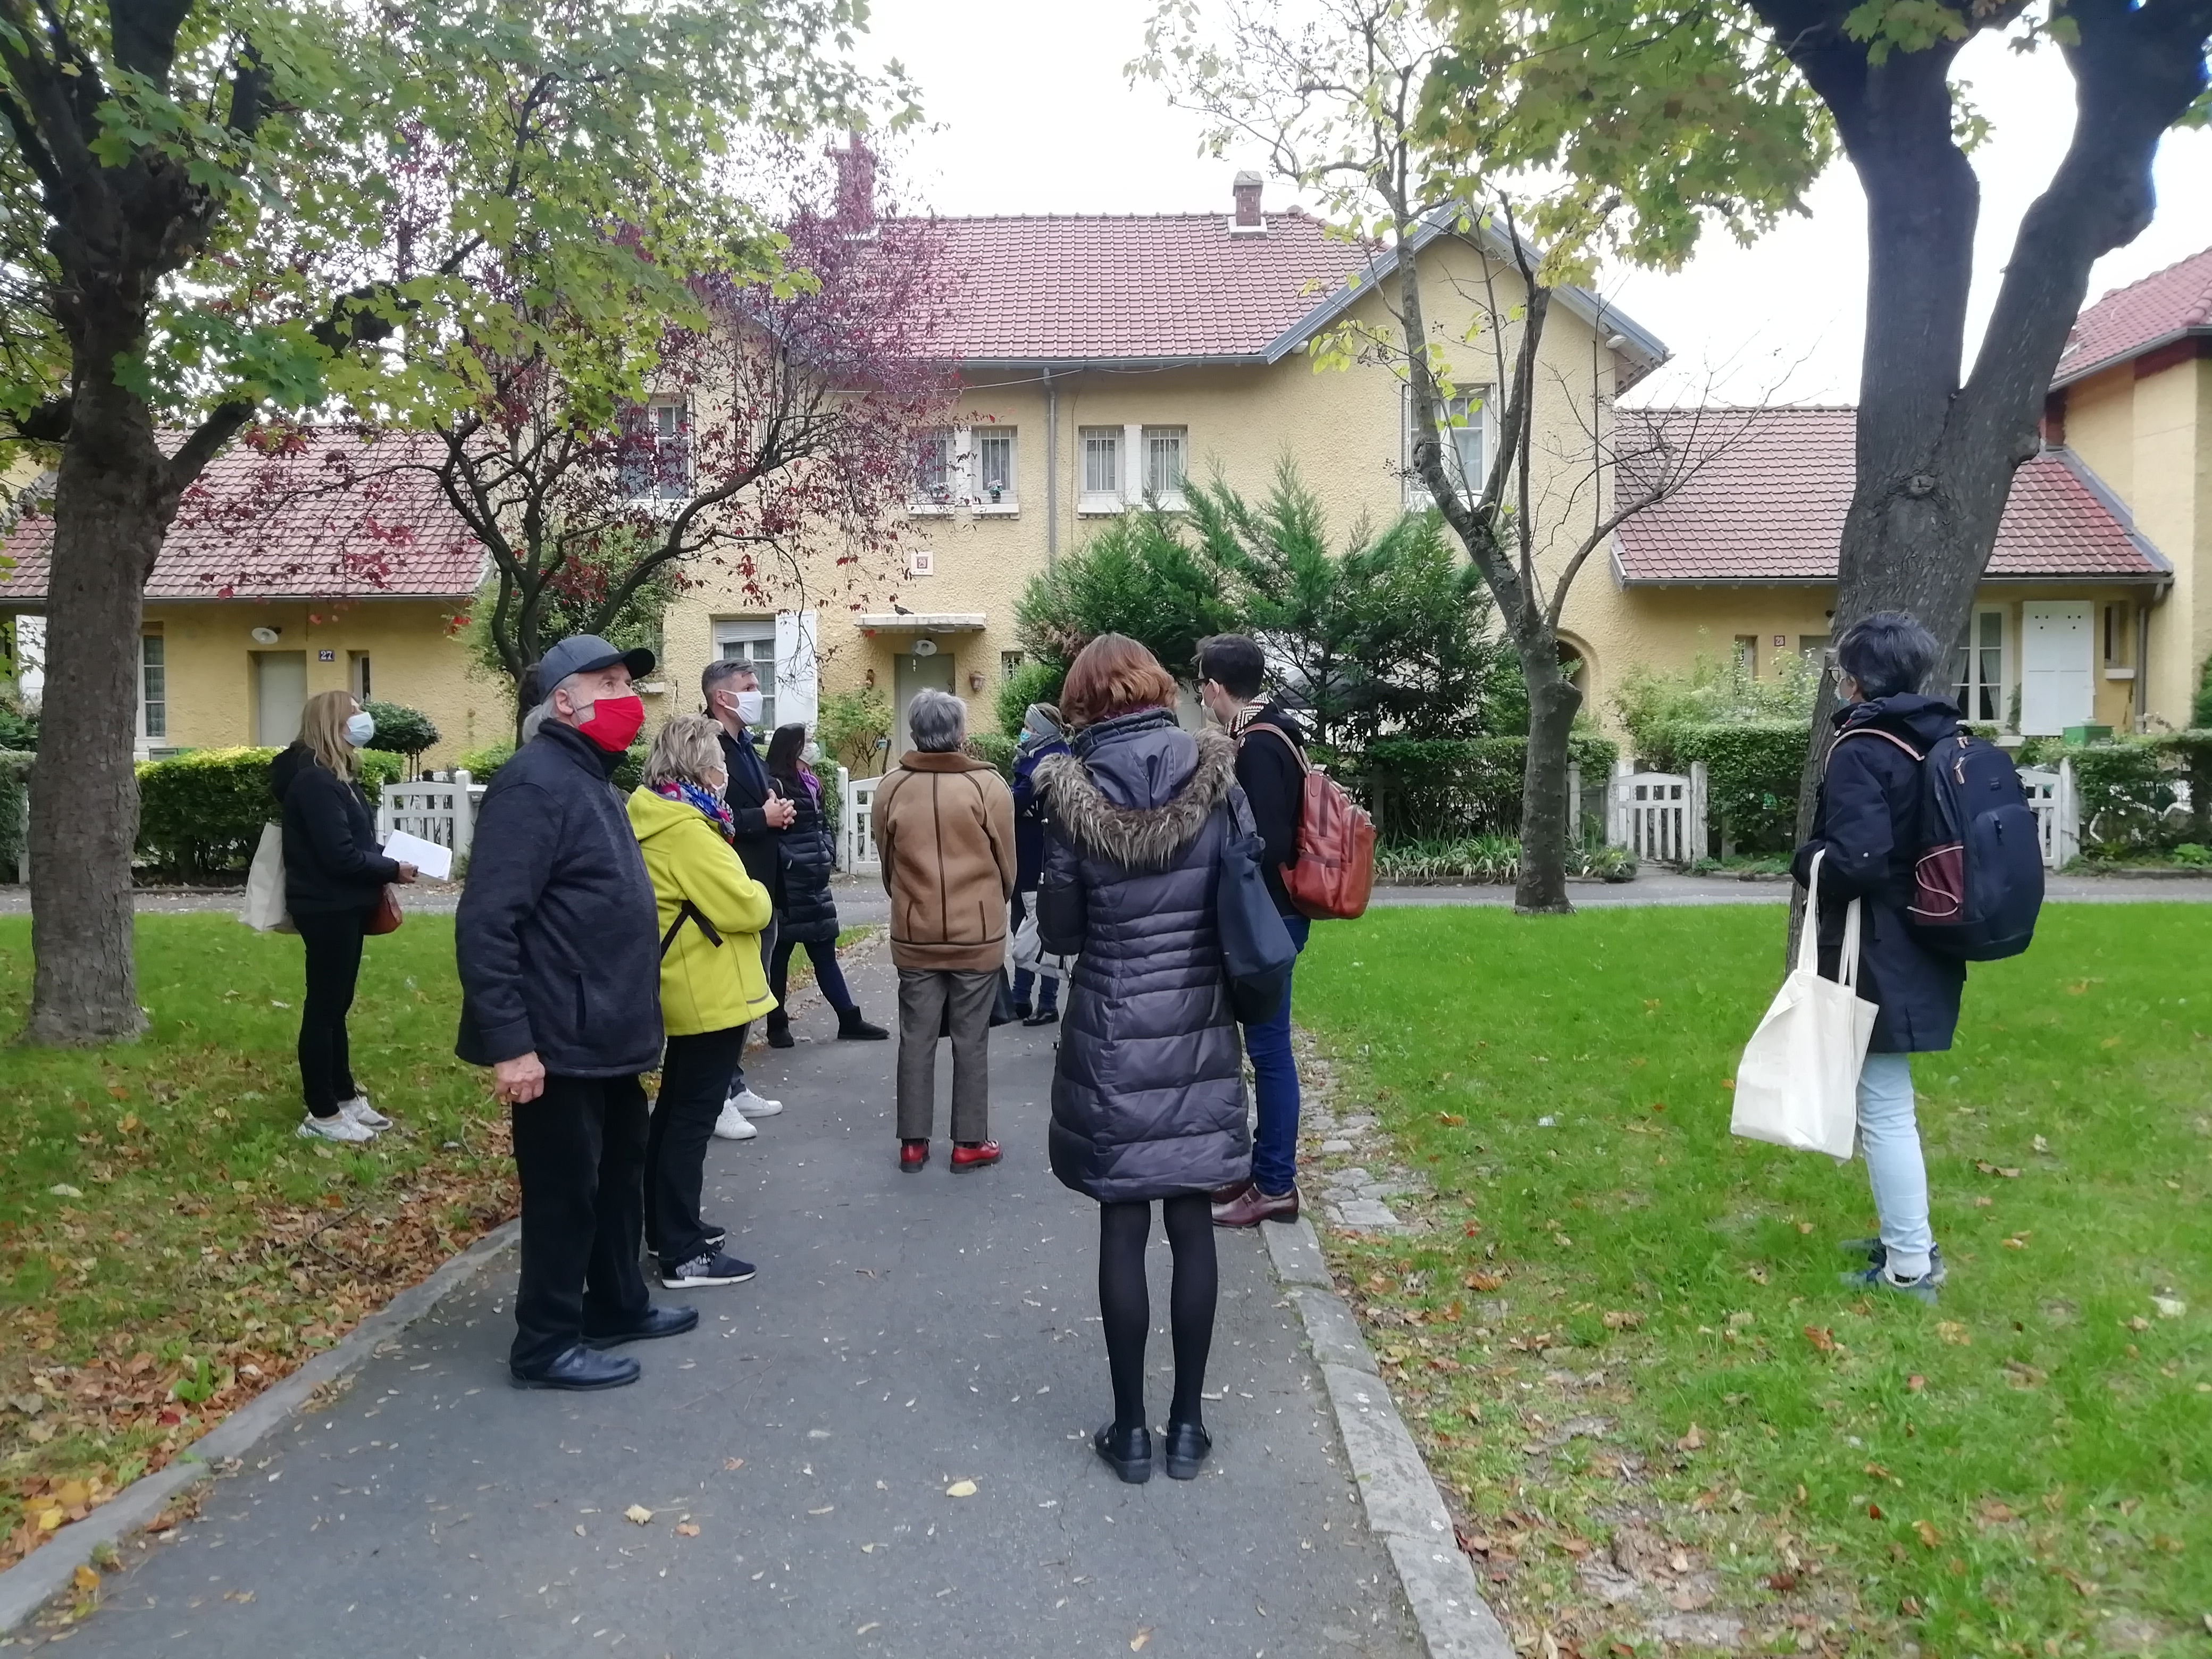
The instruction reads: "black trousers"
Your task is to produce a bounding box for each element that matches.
[294,908,369,1116]
[646,1027,744,1267]
[509,1073,652,1375]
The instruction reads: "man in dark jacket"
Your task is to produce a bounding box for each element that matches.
[1195,634,1311,1228]
[1791,611,1968,1305]
[458,633,697,1389]
[702,657,794,1127]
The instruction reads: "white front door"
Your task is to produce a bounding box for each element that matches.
[2019,601,2094,736]
[253,651,308,747]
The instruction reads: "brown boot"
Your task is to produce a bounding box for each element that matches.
[1211,1182,1300,1227]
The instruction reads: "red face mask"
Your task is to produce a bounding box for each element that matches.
[575,693,644,753]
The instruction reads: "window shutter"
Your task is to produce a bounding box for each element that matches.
[775,610,819,728]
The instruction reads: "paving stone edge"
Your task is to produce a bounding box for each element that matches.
[0,1218,521,1636]
[1263,1216,1516,1659]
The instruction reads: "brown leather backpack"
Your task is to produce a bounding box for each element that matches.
[1243,722,1376,921]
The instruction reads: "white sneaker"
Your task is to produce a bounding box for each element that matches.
[732,1088,783,1119]
[712,1103,758,1141]
[339,1095,393,1130]
[298,1112,375,1143]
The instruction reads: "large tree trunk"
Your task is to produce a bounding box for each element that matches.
[25,360,178,1044]
[1514,640,1580,913]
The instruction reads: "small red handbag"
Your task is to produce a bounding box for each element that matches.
[365,883,403,936]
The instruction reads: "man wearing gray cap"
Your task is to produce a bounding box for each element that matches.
[458,634,698,1390]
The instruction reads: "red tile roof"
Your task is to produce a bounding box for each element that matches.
[1613,406,2165,583]
[2054,244,2212,386]
[917,212,1372,361]
[0,431,483,603]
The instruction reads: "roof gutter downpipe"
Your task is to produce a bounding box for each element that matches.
[1044,367,1059,566]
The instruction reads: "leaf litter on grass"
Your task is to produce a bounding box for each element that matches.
[1295,904,2212,1658]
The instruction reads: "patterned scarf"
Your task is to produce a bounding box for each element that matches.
[655,777,735,842]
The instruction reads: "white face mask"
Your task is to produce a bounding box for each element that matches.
[729,689,765,726]
[344,711,376,747]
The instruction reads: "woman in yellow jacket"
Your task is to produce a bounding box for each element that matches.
[628,714,776,1289]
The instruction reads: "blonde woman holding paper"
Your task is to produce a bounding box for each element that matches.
[270,690,418,1143]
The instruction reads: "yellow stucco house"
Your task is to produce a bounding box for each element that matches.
[659,175,1667,761]
[1580,246,2211,738]
[1,433,498,766]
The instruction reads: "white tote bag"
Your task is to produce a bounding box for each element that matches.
[241,822,296,934]
[1731,850,1876,1159]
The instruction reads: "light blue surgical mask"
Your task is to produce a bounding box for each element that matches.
[344,711,376,748]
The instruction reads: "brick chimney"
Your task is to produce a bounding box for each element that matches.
[833,131,877,233]
[1231,171,1263,229]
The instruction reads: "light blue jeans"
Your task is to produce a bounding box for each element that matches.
[1857,1051,1932,1280]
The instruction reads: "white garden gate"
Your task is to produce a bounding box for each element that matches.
[1607,761,1708,865]
[375,771,477,864]
[2015,759,2080,870]
[841,768,882,873]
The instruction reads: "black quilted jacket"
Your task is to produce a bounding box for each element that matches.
[1036,708,1252,1203]
[773,767,840,945]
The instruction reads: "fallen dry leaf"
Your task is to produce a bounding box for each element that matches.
[1915,1520,1942,1549]
[1796,1220,1815,1234]
[724,1458,744,1471]
[1131,1630,1153,1652]
[675,1523,700,1537]
[1464,1271,1505,1292]
[1675,1423,1704,1451]
[623,1505,653,1525]
[72,1563,98,1594]
[1906,1374,1926,1393]
[945,1480,977,1498]
[1978,1500,2016,1524]
[809,1506,835,1515]
[1803,1325,1837,1354]
[1936,1321,1972,1346]
[2152,1295,2186,1319]
[1863,1462,1894,1481]
[1601,1310,1643,1331]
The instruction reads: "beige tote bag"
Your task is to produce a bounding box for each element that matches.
[241,822,295,934]
[1731,850,1876,1159]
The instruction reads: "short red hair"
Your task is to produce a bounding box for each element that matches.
[1060,633,1177,730]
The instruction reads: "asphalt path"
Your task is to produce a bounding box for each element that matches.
[57,949,1422,1659]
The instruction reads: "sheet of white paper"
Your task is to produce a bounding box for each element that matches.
[381,830,453,882]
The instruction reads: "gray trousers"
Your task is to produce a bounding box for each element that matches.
[732,911,779,1094]
[895,968,997,1142]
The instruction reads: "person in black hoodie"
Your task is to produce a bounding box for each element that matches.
[701,657,792,1129]
[761,722,887,1046]
[1194,634,1311,1229]
[1791,611,1969,1305]
[271,690,417,1145]
[457,634,696,1392]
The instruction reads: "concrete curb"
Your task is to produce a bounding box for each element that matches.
[1264,1217,1514,1659]
[0,1219,520,1636]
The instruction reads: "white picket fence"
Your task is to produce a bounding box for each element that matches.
[841,767,881,873]
[375,770,481,865]
[2016,760,2081,869]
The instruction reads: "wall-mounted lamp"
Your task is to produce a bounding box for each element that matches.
[967,671,985,693]
[250,626,282,644]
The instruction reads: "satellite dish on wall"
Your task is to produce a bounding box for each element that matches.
[250,626,282,644]
[910,638,938,657]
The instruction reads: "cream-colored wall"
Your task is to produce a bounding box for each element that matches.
[660,237,1622,758]
[144,599,496,766]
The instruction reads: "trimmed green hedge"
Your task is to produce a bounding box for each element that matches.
[1639,719,1811,856]
[967,731,1017,781]
[2015,732,2212,852]
[135,747,403,883]
[0,748,30,883]
[1358,734,1619,845]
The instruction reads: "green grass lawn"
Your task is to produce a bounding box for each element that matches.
[0,914,512,1567]
[1296,904,2210,1657]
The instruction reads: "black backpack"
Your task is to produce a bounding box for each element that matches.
[1836,723,2043,960]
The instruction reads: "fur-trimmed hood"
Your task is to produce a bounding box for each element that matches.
[1035,716,1238,873]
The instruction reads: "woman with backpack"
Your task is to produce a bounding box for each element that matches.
[271,690,418,1144]
[1791,611,1968,1304]
[761,723,888,1047]
[1035,634,1251,1484]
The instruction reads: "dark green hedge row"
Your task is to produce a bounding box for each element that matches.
[0,749,30,883]
[2017,731,2212,850]
[1640,719,1811,856]
[135,746,403,883]
[1357,734,1620,845]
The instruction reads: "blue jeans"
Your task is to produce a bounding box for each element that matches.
[1857,1051,1932,1280]
[1245,914,1311,1196]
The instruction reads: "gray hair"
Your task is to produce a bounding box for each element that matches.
[519,671,586,743]
[701,657,757,701]
[642,713,724,789]
[907,688,966,753]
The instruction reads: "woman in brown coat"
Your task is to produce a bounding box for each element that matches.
[869,688,1016,1172]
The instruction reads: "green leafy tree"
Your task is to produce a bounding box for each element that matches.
[0,0,903,1041]
[2194,655,2212,730]
[1013,509,1243,682]
[361,701,440,778]
[1184,462,1506,749]
[817,684,894,776]
[995,658,1067,741]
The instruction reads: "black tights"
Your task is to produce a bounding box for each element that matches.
[1097,1195,1217,1434]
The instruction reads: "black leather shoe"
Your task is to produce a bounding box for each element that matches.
[1021,1007,1060,1028]
[1162,1420,1212,1480]
[510,1345,640,1391]
[581,1305,698,1349]
[766,1017,794,1050]
[1093,1422,1153,1484]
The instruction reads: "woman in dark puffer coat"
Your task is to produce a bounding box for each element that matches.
[1036,634,1250,1486]
[763,723,887,1046]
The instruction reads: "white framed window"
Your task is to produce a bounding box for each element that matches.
[1401,385,1494,507]
[1078,427,1121,514]
[1952,606,2007,725]
[974,428,1017,512]
[138,633,165,741]
[621,397,691,501]
[348,651,372,703]
[713,621,778,732]
[1141,426,1187,507]
[911,427,954,512]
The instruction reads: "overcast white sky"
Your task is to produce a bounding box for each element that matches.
[864,0,2211,406]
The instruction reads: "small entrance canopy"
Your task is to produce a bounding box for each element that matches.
[857,613,987,634]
